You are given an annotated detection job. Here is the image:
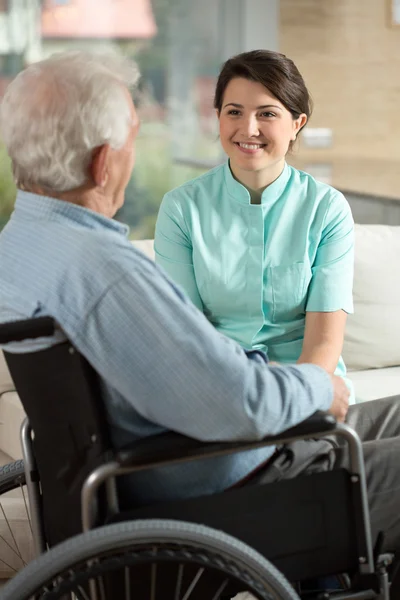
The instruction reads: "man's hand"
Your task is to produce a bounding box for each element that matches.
[328,375,350,422]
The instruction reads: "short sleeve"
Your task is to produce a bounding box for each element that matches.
[306,192,354,314]
[154,192,204,311]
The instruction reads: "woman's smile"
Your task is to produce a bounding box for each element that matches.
[234,141,267,154]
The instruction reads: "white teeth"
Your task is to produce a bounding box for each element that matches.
[238,143,265,150]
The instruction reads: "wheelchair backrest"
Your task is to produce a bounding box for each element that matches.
[0,317,111,547]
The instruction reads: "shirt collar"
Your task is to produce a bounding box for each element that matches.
[223,161,291,206]
[13,190,130,236]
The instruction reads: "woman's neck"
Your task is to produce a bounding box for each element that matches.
[230,159,285,203]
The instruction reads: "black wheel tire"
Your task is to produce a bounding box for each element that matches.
[0,459,26,493]
[1,519,300,600]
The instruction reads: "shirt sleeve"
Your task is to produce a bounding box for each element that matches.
[154,193,204,311]
[74,255,334,442]
[306,192,354,314]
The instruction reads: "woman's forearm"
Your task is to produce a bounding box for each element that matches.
[298,311,347,373]
[297,342,340,373]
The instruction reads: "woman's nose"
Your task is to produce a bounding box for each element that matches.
[241,116,260,137]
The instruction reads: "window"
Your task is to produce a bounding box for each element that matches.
[0,0,271,235]
[0,0,225,235]
[0,53,24,76]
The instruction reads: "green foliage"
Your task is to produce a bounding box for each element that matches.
[0,143,16,229]
[117,123,205,239]
[0,123,207,238]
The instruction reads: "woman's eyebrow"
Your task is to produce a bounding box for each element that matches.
[223,102,282,111]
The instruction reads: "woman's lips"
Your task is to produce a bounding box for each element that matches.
[234,142,266,154]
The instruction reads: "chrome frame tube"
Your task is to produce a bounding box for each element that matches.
[81,462,120,532]
[378,569,390,600]
[333,423,374,573]
[82,422,374,575]
[20,418,46,555]
[105,477,119,516]
[321,591,376,600]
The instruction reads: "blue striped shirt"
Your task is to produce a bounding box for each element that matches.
[0,191,333,504]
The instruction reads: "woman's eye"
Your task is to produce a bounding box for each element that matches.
[260,112,275,118]
[227,110,240,116]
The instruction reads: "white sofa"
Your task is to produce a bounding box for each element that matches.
[0,225,399,578]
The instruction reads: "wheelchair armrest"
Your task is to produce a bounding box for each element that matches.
[0,317,55,343]
[115,411,337,470]
[284,410,337,437]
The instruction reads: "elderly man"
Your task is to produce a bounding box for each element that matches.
[0,51,399,568]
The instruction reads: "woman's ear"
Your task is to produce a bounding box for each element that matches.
[292,113,308,140]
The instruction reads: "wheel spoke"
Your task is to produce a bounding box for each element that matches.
[0,463,33,578]
[20,483,33,536]
[0,554,19,574]
[0,500,26,565]
[181,567,204,600]
[97,575,106,600]
[174,563,184,600]
[0,531,26,565]
[211,578,229,600]
[76,586,91,600]
[124,566,131,600]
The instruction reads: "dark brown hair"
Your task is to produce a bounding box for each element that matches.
[214,50,312,141]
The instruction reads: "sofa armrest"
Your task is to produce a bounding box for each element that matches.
[116,411,336,470]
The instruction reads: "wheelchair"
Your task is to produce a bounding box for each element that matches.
[0,317,396,599]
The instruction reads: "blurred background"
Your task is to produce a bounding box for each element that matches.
[0,0,399,237]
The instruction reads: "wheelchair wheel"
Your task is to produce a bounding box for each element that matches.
[0,460,34,576]
[1,519,300,600]
[0,460,25,494]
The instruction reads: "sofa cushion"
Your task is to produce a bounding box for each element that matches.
[132,238,155,261]
[348,367,400,403]
[0,392,25,460]
[0,350,14,394]
[343,225,400,371]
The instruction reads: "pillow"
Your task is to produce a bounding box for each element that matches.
[343,224,400,371]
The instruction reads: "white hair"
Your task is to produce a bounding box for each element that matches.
[0,50,140,192]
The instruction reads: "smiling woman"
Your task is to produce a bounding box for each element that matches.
[217,77,308,203]
[214,50,311,202]
[154,49,355,401]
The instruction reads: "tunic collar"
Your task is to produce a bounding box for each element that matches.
[223,161,291,206]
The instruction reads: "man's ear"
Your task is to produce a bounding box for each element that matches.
[90,144,110,187]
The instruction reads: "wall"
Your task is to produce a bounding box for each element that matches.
[280,0,400,160]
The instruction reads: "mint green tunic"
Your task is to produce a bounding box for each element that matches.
[155,162,354,393]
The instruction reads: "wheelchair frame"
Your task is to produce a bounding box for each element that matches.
[0,316,393,599]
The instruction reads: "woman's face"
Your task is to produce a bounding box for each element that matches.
[218,77,307,177]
